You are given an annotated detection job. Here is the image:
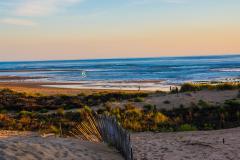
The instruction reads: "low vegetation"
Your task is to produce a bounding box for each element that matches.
[133,97,145,102]
[0,88,240,134]
[0,110,79,134]
[180,82,240,92]
[0,88,148,112]
[98,98,240,132]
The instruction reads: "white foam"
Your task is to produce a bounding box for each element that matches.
[213,68,240,72]
[42,81,178,92]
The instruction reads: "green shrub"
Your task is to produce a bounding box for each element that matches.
[134,97,145,102]
[178,124,197,131]
[237,111,240,121]
[57,108,65,116]
[19,111,33,116]
[124,103,135,110]
[155,90,166,94]
[0,109,7,114]
[158,127,174,132]
[143,104,156,112]
[203,123,214,130]
[83,105,92,113]
[216,83,238,90]
[180,83,201,92]
[50,125,60,135]
[224,99,240,107]
[109,98,117,102]
[180,82,240,92]
[198,100,210,108]
[39,109,48,113]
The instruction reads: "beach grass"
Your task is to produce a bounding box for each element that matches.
[0,87,240,135]
[180,82,240,92]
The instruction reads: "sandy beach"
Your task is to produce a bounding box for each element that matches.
[0,75,175,92]
[132,127,240,160]
[0,80,239,160]
[1,127,240,160]
[0,131,123,160]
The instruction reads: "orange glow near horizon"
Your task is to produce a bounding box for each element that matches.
[0,0,240,61]
[1,26,239,60]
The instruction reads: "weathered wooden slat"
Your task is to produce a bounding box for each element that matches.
[96,115,134,160]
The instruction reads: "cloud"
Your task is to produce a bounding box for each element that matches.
[131,0,191,4]
[1,18,36,26]
[15,0,84,17]
[0,0,84,27]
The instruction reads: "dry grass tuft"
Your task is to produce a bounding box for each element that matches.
[70,111,102,143]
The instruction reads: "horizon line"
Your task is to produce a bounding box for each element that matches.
[0,53,239,63]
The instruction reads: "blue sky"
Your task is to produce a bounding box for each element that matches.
[0,0,239,61]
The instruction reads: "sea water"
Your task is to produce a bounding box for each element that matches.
[0,55,240,90]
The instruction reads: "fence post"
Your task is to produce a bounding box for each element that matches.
[96,115,134,160]
[59,122,62,137]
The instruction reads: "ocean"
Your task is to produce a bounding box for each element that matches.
[0,55,240,91]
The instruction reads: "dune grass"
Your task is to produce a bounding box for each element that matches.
[0,88,240,134]
[180,82,240,92]
[70,109,102,142]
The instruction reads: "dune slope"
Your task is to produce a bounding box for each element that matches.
[0,132,123,160]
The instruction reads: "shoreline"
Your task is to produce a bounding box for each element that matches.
[0,76,48,81]
[0,75,239,95]
[0,76,177,93]
[0,81,152,95]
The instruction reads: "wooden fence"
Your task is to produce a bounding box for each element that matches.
[96,115,134,160]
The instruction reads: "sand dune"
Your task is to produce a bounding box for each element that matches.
[132,127,240,160]
[144,89,239,109]
[0,131,123,160]
[1,127,240,160]
[110,89,239,110]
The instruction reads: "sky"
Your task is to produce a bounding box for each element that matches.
[0,0,240,61]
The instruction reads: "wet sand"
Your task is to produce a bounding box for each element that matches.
[0,81,147,95]
[0,75,172,92]
[0,76,48,81]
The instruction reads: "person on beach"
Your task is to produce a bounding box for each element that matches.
[138,85,141,91]
[176,87,179,96]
